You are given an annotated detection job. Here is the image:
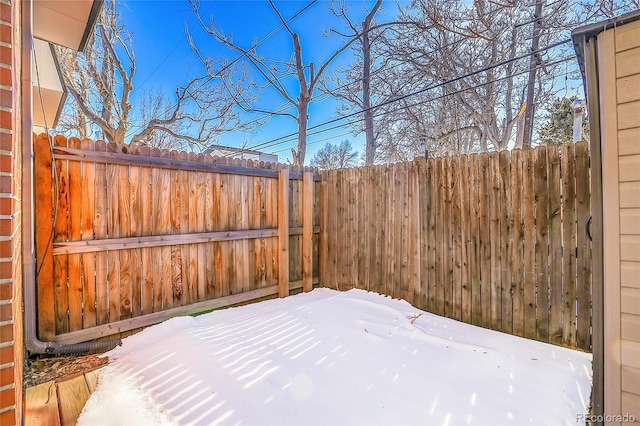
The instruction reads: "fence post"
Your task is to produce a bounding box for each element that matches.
[33,134,55,341]
[278,169,290,297]
[302,172,314,292]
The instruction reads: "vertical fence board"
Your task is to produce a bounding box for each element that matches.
[435,159,445,316]
[575,141,592,350]
[499,150,513,333]
[139,146,152,316]
[548,146,563,345]
[188,161,199,302]
[387,166,396,298]
[534,146,550,342]
[443,157,454,318]
[129,150,142,319]
[459,155,471,323]
[398,163,409,301]
[302,172,314,292]
[53,135,70,335]
[278,169,290,297]
[427,159,437,312]
[197,164,207,300]
[523,149,537,340]
[34,135,55,341]
[150,149,163,312]
[106,150,120,322]
[468,154,481,326]
[489,151,502,330]
[179,152,191,305]
[451,155,463,319]
[511,149,524,337]
[80,138,96,328]
[170,151,183,307]
[418,159,429,310]
[117,149,132,321]
[67,138,83,332]
[204,158,216,297]
[561,143,577,347]
[479,153,491,325]
[94,141,109,324]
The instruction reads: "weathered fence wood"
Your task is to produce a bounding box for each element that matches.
[34,136,319,344]
[319,142,593,351]
[34,135,591,352]
[34,135,55,341]
[278,169,290,298]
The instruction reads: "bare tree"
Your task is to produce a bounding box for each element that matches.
[341,0,577,159]
[189,0,388,165]
[56,0,244,149]
[310,140,359,170]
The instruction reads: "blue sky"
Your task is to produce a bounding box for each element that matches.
[119,0,386,163]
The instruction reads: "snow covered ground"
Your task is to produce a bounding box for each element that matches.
[79,288,592,425]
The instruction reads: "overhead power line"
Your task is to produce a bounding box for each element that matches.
[226,54,576,157]
[124,0,318,140]
[238,38,571,154]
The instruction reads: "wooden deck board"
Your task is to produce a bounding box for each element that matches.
[56,375,91,425]
[25,382,61,426]
[24,368,103,426]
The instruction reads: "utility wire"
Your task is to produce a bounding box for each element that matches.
[226,54,576,157]
[238,38,571,154]
[124,0,318,140]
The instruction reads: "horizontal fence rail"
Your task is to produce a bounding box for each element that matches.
[34,134,319,344]
[319,142,592,351]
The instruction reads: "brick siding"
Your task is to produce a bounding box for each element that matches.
[0,0,22,424]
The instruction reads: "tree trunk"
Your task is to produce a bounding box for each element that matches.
[295,101,309,165]
[362,16,375,165]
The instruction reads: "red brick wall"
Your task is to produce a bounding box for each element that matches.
[0,0,23,424]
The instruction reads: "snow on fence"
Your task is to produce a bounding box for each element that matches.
[33,134,320,344]
[319,142,592,351]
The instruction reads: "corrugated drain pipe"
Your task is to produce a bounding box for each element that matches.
[21,0,120,354]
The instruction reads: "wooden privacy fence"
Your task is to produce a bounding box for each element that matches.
[34,134,319,344]
[319,142,592,351]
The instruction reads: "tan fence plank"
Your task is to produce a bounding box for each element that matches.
[459,155,471,323]
[489,151,501,330]
[523,148,537,340]
[468,154,481,326]
[94,141,109,324]
[561,143,577,347]
[478,152,491,325]
[188,157,199,303]
[204,158,216,298]
[510,149,524,337]
[34,135,56,341]
[170,151,183,307]
[302,172,314,292]
[443,157,454,318]
[499,150,512,334]
[451,155,463,319]
[129,152,142,319]
[197,162,207,300]
[150,149,163,312]
[80,138,97,328]
[67,138,83,332]
[117,147,132,321]
[548,146,563,345]
[53,135,70,335]
[575,141,592,350]
[534,146,550,343]
[278,169,290,297]
[139,146,152,316]
[434,159,445,316]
